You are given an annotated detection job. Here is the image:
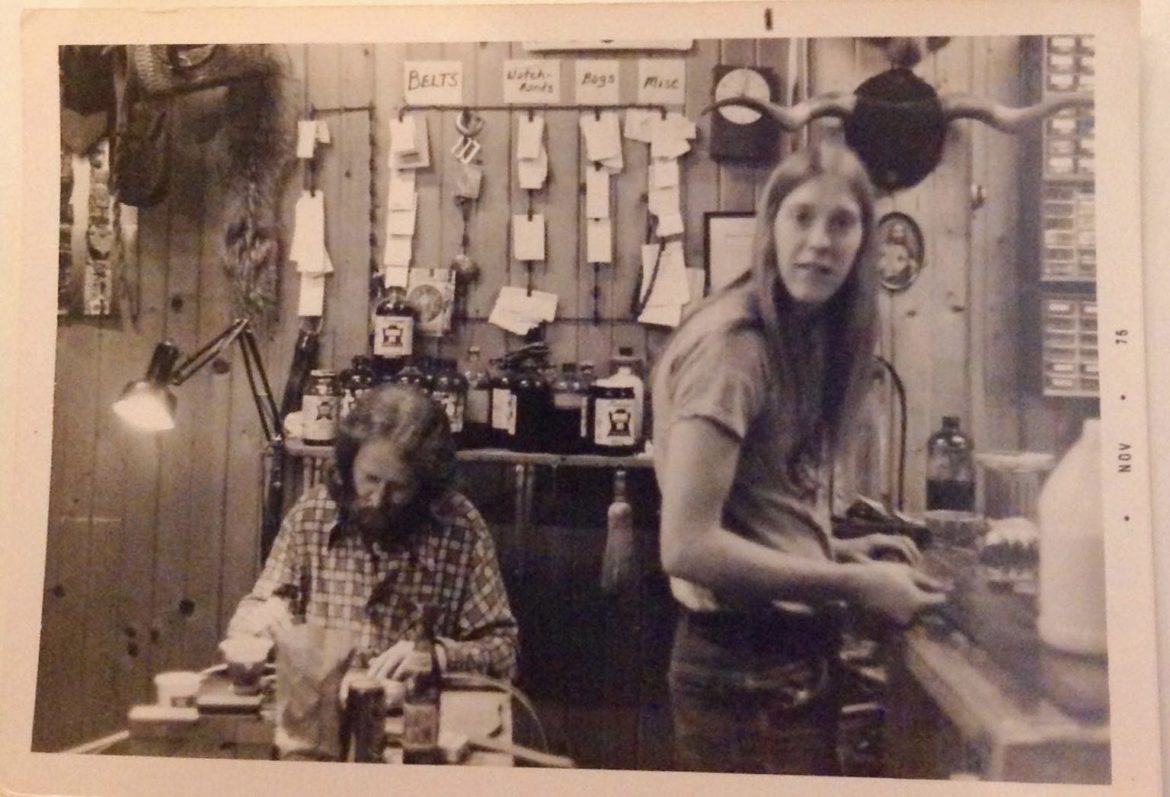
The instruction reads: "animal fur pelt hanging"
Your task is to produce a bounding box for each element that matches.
[218,52,296,327]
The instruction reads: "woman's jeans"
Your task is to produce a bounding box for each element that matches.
[668,609,842,775]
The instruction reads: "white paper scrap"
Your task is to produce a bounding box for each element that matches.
[389,115,430,169]
[298,274,327,317]
[517,147,549,190]
[385,202,417,237]
[383,266,411,289]
[290,191,333,274]
[387,170,417,210]
[512,214,546,261]
[389,116,419,155]
[585,166,610,218]
[579,111,622,162]
[384,235,413,267]
[516,114,546,160]
[648,184,681,218]
[296,120,317,159]
[624,108,657,143]
[586,217,612,263]
[314,120,331,144]
[652,157,680,188]
[656,209,685,237]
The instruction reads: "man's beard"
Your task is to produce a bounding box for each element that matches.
[348,493,430,549]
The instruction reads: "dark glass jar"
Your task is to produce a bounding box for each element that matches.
[431,358,467,443]
[578,361,597,454]
[462,347,492,449]
[489,368,516,449]
[395,360,428,393]
[371,290,418,380]
[589,383,638,456]
[926,416,976,511]
[513,366,552,453]
[550,364,585,454]
[302,369,340,446]
[338,355,376,422]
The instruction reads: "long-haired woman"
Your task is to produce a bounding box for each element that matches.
[652,140,946,775]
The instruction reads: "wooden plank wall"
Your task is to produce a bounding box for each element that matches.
[35,37,1071,752]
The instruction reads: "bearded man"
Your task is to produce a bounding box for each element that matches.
[226,383,518,682]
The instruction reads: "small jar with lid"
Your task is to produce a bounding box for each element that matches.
[589,382,638,456]
[302,369,340,446]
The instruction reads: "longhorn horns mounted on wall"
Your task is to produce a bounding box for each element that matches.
[704,66,1093,192]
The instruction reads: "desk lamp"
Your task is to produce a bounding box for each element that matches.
[113,317,286,560]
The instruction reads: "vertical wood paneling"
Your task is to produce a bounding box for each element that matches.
[971,38,1026,452]
[308,46,344,366]
[334,45,376,366]
[682,39,720,294]
[539,81,583,366]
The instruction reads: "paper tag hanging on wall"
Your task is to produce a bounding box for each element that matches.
[389,114,430,169]
[512,214,546,261]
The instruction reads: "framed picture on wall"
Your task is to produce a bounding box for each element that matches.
[704,211,756,292]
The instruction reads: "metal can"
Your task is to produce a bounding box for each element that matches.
[344,675,386,763]
[302,369,340,446]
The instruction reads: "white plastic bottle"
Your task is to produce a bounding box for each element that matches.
[1036,417,1108,715]
[1037,418,1106,654]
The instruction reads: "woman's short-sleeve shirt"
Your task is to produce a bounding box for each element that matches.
[652,299,832,611]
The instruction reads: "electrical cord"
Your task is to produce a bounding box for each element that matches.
[441,672,550,755]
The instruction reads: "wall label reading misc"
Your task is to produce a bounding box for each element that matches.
[504,60,562,104]
[637,58,686,105]
[575,60,620,105]
[404,61,464,105]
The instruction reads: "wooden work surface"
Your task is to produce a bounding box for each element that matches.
[100,675,513,766]
[883,545,1110,783]
[288,438,655,469]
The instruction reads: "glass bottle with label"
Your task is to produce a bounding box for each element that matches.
[489,365,517,449]
[338,355,376,422]
[302,369,340,446]
[431,358,467,444]
[926,416,976,511]
[462,347,492,449]
[590,383,638,456]
[402,605,443,765]
[550,364,585,454]
[371,290,418,381]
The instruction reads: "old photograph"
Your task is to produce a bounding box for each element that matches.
[2,2,1159,796]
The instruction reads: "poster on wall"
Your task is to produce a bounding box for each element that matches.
[3,3,1159,797]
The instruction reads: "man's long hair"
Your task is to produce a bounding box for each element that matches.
[326,383,456,527]
[659,139,879,497]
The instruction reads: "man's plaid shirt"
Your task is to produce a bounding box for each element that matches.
[229,483,518,681]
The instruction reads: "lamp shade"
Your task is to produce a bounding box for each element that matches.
[112,342,180,432]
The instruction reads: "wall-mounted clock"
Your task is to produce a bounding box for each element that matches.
[709,65,781,164]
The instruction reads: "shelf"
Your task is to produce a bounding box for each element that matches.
[286,438,655,469]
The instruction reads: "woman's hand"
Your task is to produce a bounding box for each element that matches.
[833,533,922,566]
[849,560,948,626]
[367,639,448,681]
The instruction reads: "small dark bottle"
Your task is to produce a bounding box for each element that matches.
[343,675,386,763]
[371,290,418,380]
[431,358,467,445]
[462,347,493,449]
[489,366,516,449]
[926,416,976,511]
[513,365,552,453]
[578,361,597,454]
[338,355,376,422]
[550,364,585,454]
[402,605,443,765]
